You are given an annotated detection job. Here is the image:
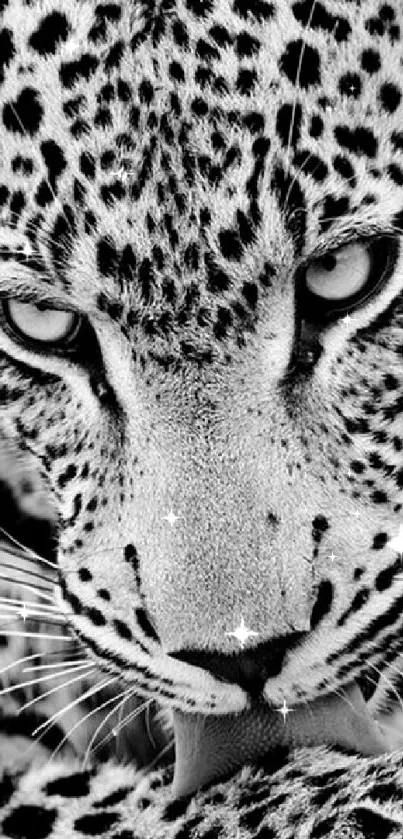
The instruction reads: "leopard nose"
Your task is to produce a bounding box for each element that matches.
[170,632,306,699]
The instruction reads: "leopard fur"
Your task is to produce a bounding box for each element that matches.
[2,0,403,837]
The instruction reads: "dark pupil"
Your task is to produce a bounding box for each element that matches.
[318,254,337,272]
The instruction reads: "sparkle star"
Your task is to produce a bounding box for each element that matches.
[226,616,259,649]
[162,509,180,527]
[327,551,338,563]
[20,603,29,622]
[387,525,403,556]
[342,313,353,326]
[275,698,294,723]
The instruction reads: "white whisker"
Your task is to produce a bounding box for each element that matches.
[0,527,57,570]
[142,737,175,775]
[0,575,56,603]
[0,596,60,613]
[0,612,63,625]
[0,648,81,679]
[19,668,98,713]
[145,700,157,750]
[0,573,53,599]
[23,658,89,672]
[285,0,319,171]
[331,685,361,716]
[50,685,135,769]
[367,660,403,711]
[33,676,118,737]
[0,630,73,641]
[84,691,146,766]
[0,614,68,630]
[0,661,93,698]
[109,697,149,742]
[0,558,55,587]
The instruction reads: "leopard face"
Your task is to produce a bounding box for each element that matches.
[2,0,403,796]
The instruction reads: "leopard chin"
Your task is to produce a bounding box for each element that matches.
[170,682,390,799]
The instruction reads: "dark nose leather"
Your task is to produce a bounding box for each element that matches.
[170,632,306,699]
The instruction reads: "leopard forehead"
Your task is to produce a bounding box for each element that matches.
[0,0,403,366]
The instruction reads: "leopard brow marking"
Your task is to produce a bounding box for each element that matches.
[0,224,394,299]
[0,276,80,311]
[0,250,86,311]
[301,219,402,265]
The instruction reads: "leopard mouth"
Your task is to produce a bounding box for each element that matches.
[170,680,390,799]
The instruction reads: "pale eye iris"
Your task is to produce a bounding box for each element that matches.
[305,243,371,301]
[4,300,78,344]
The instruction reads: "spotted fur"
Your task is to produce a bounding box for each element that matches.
[2,0,403,836]
[2,749,403,839]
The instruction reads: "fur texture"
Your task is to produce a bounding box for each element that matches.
[1,1,403,836]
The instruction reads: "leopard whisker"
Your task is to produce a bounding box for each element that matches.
[18,667,98,714]
[0,629,74,641]
[0,661,93,698]
[66,685,137,770]
[64,544,131,559]
[1,537,172,568]
[0,598,68,625]
[27,613,75,627]
[282,148,324,227]
[330,684,363,717]
[0,558,55,588]
[1,533,151,572]
[0,573,55,600]
[145,699,157,750]
[0,616,70,630]
[0,595,61,613]
[109,696,151,743]
[116,687,128,729]
[23,658,89,672]
[0,527,57,570]
[367,659,403,712]
[88,693,152,764]
[16,675,108,769]
[32,675,119,737]
[285,0,320,172]
[142,736,175,775]
[2,611,65,626]
[0,647,82,679]
[48,690,132,769]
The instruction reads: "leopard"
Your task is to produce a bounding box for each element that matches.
[2,0,403,836]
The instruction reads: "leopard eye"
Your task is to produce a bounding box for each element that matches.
[2,300,81,347]
[301,237,396,323]
[305,242,370,302]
